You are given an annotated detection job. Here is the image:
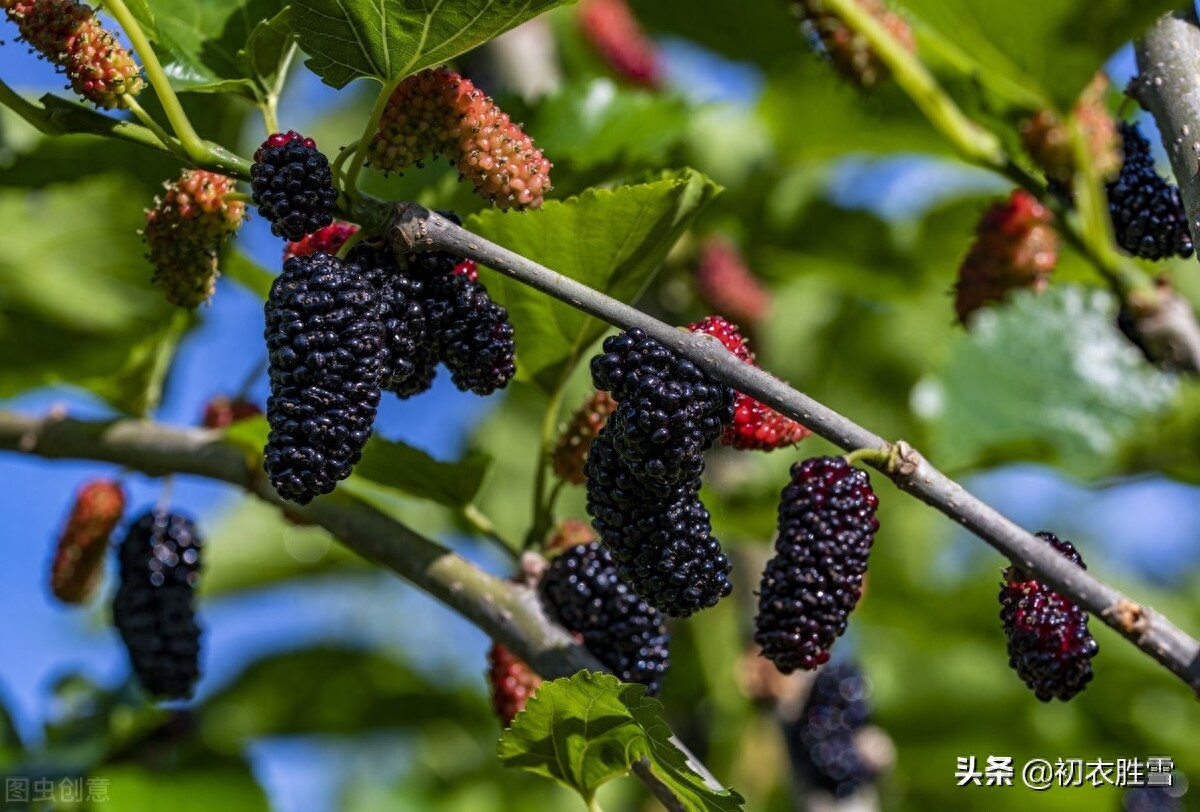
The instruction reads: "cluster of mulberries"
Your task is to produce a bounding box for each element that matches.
[688,316,810,451]
[283,221,360,261]
[755,456,878,673]
[201,395,262,429]
[785,660,878,798]
[1019,73,1120,185]
[693,238,772,329]
[577,0,662,87]
[1,0,144,108]
[368,67,551,209]
[792,0,915,89]
[49,479,124,604]
[487,642,542,726]
[263,252,386,504]
[113,510,203,700]
[1107,123,1195,261]
[585,328,734,617]
[552,389,618,485]
[251,131,340,242]
[954,189,1059,324]
[143,170,246,309]
[539,541,672,694]
[999,532,1098,702]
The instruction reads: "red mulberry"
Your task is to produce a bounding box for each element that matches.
[694,238,772,328]
[1019,73,1120,185]
[113,510,202,700]
[792,0,915,89]
[755,457,878,673]
[999,532,1098,702]
[283,221,360,261]
[552,390,618,485]
[1107,122,1195,261]
[487,643,542,726]
[201,396,262,429]
[49,478,124,604]
[578,0,662,87]
[251,131,339,241]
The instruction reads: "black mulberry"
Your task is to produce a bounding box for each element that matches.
[264,252,386,504]
[785,660,878,798]
[539,541,671,695]
[113,510,202,700]
[755,456,878,673]
[1107,123,1194,260]
[999,532,1098,702]
[251,131,339,241]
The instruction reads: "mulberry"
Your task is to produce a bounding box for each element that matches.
[201,396,262,429]
[552,390,618,485]
[792,0,915,89]
[999,532,1098,702]
[112,510,202,700]
[578,0,662,87]
[487,643,542,726]
[687,316,810,451]
[143,169,246,309]
[1019,73,1120,185]
[785,660,878,798]
[263,252,386,504]
[1107,123,1195,260]
[369,68,551,209]
[251,131,339,241]
[283,221,360,261]
[49,478,124,604]
[755,457,878,673]
[2,0,144,108]
[539,541,671,694]
[694,238,772,328]
[954,189,1059,324]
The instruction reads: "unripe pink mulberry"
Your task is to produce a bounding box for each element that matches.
[1019,73,1120,185]
[694,238,771,328]
[793,0,915,89]
[369,68,552,210]
[49,478,124,604]
[283,221,360,261]
[578,0,661,87]
[954,189,1058,324]
[143,170,246,309]
[552,390,618,485]
[2,0,145,109]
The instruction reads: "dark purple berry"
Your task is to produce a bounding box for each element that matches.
[785,660,878,798]
[251,131,339,241]
[1107,123,1194,260]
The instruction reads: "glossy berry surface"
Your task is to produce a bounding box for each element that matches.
[251,131,339,241]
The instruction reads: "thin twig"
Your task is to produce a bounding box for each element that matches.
[388,203,1200,697]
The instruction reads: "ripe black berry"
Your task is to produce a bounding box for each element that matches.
[785,660,878,798]
[538,541,671,695]
[113,510,202,700]
[422,270,516,395]
[1107,123,1194,260]
[251,131,339,241]
[999,532,1098,702]
[264,252,386,504]
[755,456,878,673]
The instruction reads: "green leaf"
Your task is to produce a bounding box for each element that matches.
[83,309,191,416]
[1116,382,1200,484]
[499,671,744,811]
[289,0,573,89]
[141,0,289,98]
[897,0,1181,106]
[343,435,492,510]
[920,285,1177,476]
[467,168,721,397]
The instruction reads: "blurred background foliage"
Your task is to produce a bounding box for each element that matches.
[1,0,1199,810]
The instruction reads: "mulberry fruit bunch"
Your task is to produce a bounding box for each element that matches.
[49,478,124,604]
[113,510,202,699]
[785,660,878,798]
[263,252,386,504]
[2,0,144,108]
[954,189,1059,324]
[999,532,1098,702]
[694,238,772,328]
[201,396,262,429]
[143,169,246,309]
[283,221,360,261]
[487,643,542,726]
[578,0,662,87]
[251,131,339,241]
[539,541,671,695]
[755,456,878,673]
[368,67,552,209]
[1019,73,1120,185]
[1107,122,1195,261]
[792,0,915,89]
[688,316,810,451]
[552,389,618,485]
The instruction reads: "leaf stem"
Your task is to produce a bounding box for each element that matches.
[124,96,189,160]
[462,503,519,559]
[100,0,206,162]
[260,41,297,136]
[342,80,398,201]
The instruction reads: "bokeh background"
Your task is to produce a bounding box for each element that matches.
[2,1,1200,810]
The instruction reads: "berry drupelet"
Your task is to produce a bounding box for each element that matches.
[251,131,339,241]
[999,532,1098,702]
[487,643,543,726]
[263,252,386,504]
[538,541,671,695]
[1107,123,1194,261]
[112,510,203,700]
[755,456,879,673]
